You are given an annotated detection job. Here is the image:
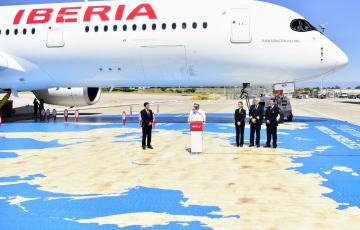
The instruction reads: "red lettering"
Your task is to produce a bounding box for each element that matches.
[84,6,111,22]
[126,4,157,20]
[17,4,158,25]
[115,5,125,21]
[13,9,25,25]
[27,8,53,24]
[57,7,82,23]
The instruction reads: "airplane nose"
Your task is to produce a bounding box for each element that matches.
[338,49,349,67]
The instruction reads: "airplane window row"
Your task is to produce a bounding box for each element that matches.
[290,19,317,32]
[0,28,36,36]
[85,22,208,33]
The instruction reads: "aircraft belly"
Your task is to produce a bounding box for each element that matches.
[139,45,190,85]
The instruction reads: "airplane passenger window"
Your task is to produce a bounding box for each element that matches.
[192,22,197,29]
[182,23,187,29]
[203,22,208,29]
[172,23,177,29]
[162,23,166,30]
[23,29,27,35]
[142,24,147,30]
[104,25,109,32]
[123,25,127,31]
[152,23,156,30]
[85,26,90,32]
[132,24,137,31]
[113,25,118,32]
[6,29,10,36]
[94,26,99,32]
[14,29,18,35]
[31,28,35,34]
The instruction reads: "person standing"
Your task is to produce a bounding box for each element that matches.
[38,99,45,116]
[33,99,39,117]
[188,103,206,123]
[249,98,264,148]
[140,102,154,150]
[265,99,280,148]
[234,101,246,147]
[52,109,57,121]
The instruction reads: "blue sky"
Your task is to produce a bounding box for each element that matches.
[1,0,359,86]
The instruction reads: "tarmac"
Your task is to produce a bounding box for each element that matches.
[0,93,360,229]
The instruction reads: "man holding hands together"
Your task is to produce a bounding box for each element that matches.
[234,101,246,147]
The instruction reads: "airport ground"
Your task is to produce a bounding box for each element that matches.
[5,92,360,126]
[1,92,360,229]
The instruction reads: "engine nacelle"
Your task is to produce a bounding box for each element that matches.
[33,87,101,107]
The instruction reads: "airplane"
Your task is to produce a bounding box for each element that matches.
[0,0,348,107]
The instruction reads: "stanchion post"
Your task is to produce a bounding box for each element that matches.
[52,109,57,121]
[75,110,80,123]
[152,113,156,128]
[64,109,69,123]
[122,111,127,127]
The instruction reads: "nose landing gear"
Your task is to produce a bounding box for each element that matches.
[240,83,251,109]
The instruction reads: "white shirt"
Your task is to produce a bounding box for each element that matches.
[188,109,206,122]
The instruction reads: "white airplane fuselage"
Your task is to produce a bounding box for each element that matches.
[0,0,348,92]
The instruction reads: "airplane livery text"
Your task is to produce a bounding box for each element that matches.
[13,3,157,25]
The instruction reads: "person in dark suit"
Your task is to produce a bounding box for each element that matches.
[140,102,154,150]
[265,99,280,148]
[234,101,246,147]
[33,99,39,117]
[249,98,264,148]
[38,99,45,116]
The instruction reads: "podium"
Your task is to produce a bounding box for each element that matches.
[190,122,204,153]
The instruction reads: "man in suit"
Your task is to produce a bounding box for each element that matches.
[140,102,154,150]
[33,99,39,117]
[38,99,45,116]
[249,98,264,148]
[265,98,280,148]
[234,101,246,147]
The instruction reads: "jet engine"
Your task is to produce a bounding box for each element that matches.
[33,87,101,107]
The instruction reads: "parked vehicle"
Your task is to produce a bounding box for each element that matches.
[339,93,348,98]
[318,94,327,99]
[348,95,358,99]
[259,95,293,122]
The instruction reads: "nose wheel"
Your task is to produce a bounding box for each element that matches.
[240,83,251,110]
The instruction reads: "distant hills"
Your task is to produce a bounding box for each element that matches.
[296,81,360,89]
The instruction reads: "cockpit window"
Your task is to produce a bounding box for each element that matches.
[291,19,317,32]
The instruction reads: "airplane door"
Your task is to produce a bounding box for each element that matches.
[46,23,65,48]
[230,9,252,43]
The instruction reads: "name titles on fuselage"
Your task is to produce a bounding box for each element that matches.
[12,3,157,25]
